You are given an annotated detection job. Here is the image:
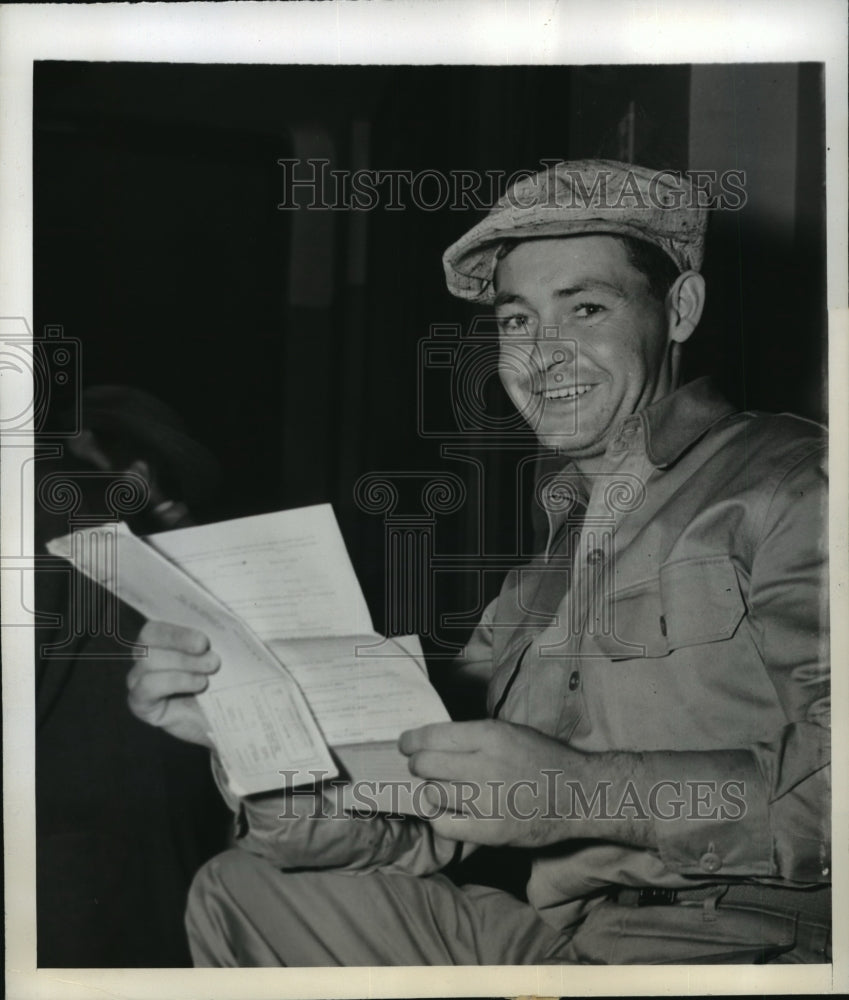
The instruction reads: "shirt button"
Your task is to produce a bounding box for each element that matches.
[699,851,722,874]
[568,670,580,691]
[587,547,605,565]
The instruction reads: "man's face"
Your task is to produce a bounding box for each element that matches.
[493,235,673,462]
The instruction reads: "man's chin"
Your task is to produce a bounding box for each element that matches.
[533,433,598,456]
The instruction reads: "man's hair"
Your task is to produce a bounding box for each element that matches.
[495,234,682,305]
[617,235,682,305]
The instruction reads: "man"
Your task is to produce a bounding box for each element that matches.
[128,161,830,964]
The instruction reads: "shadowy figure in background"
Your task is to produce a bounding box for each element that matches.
[35,386,231,967]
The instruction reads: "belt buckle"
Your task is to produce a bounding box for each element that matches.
[637,887,679,906]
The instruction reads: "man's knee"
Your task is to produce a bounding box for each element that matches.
[185,848,358,967]
[185,848,274,966]
[189,848,262,905]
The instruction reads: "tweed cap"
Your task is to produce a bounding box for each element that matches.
[443,159,708,303]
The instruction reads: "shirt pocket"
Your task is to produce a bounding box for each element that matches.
[659,555,747,649]
[590,555,746,661]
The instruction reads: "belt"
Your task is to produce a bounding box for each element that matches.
[614,883,831,923]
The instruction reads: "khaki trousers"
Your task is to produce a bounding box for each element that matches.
[186,849,829,966]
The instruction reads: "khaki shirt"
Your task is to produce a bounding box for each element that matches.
[472,377,829,927]
[224,379,830,931]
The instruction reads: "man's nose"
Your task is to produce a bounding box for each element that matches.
[535,329,576,371]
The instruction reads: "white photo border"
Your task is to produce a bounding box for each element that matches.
[1,1,846,997]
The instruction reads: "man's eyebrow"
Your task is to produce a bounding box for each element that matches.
[493,280,626,308]
[555,279,625,297]
[493,291,524,308]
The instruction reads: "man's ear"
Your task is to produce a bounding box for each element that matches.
[665,270,705,345]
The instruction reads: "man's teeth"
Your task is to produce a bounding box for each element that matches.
[543,384,594,400]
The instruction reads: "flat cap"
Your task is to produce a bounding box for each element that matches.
[443,159,708,303]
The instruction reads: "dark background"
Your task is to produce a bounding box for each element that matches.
[33,61,827,966]
[34,61,827,647]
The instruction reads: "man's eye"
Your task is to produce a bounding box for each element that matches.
[497,314,529,335]
[574,302,605,318]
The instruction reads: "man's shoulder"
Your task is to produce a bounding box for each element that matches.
[711,408,827,468]
[664,406,826,511]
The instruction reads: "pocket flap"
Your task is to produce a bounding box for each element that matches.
[589,556,745,661]
[659,556,745,650]
[589,582,669,659]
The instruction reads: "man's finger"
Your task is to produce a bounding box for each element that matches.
[425,811,483,844]
[406,749,488,783]
[137,620,211,655]
[399,719,501,755]
[127,668,210,715]
[126,649,220,690]
[420,778,500,818]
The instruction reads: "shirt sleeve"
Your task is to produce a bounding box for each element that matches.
[210,754,465,876]
[644,444,830,882]
[430,595,499,718]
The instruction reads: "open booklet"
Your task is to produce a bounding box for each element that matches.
[46,504,450,811]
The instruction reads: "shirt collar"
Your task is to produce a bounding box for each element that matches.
[539,376,737,510]
[637,377,737,468]
[541,379,735,557]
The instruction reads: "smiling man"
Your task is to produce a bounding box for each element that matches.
[129,160,831,965]
[491,233,699,461]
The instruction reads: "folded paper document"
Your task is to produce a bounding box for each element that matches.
[47,504,449,808]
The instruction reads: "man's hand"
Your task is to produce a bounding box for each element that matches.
[400,719,574,847]
[127,621,220,748]
[399,719,656,850]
